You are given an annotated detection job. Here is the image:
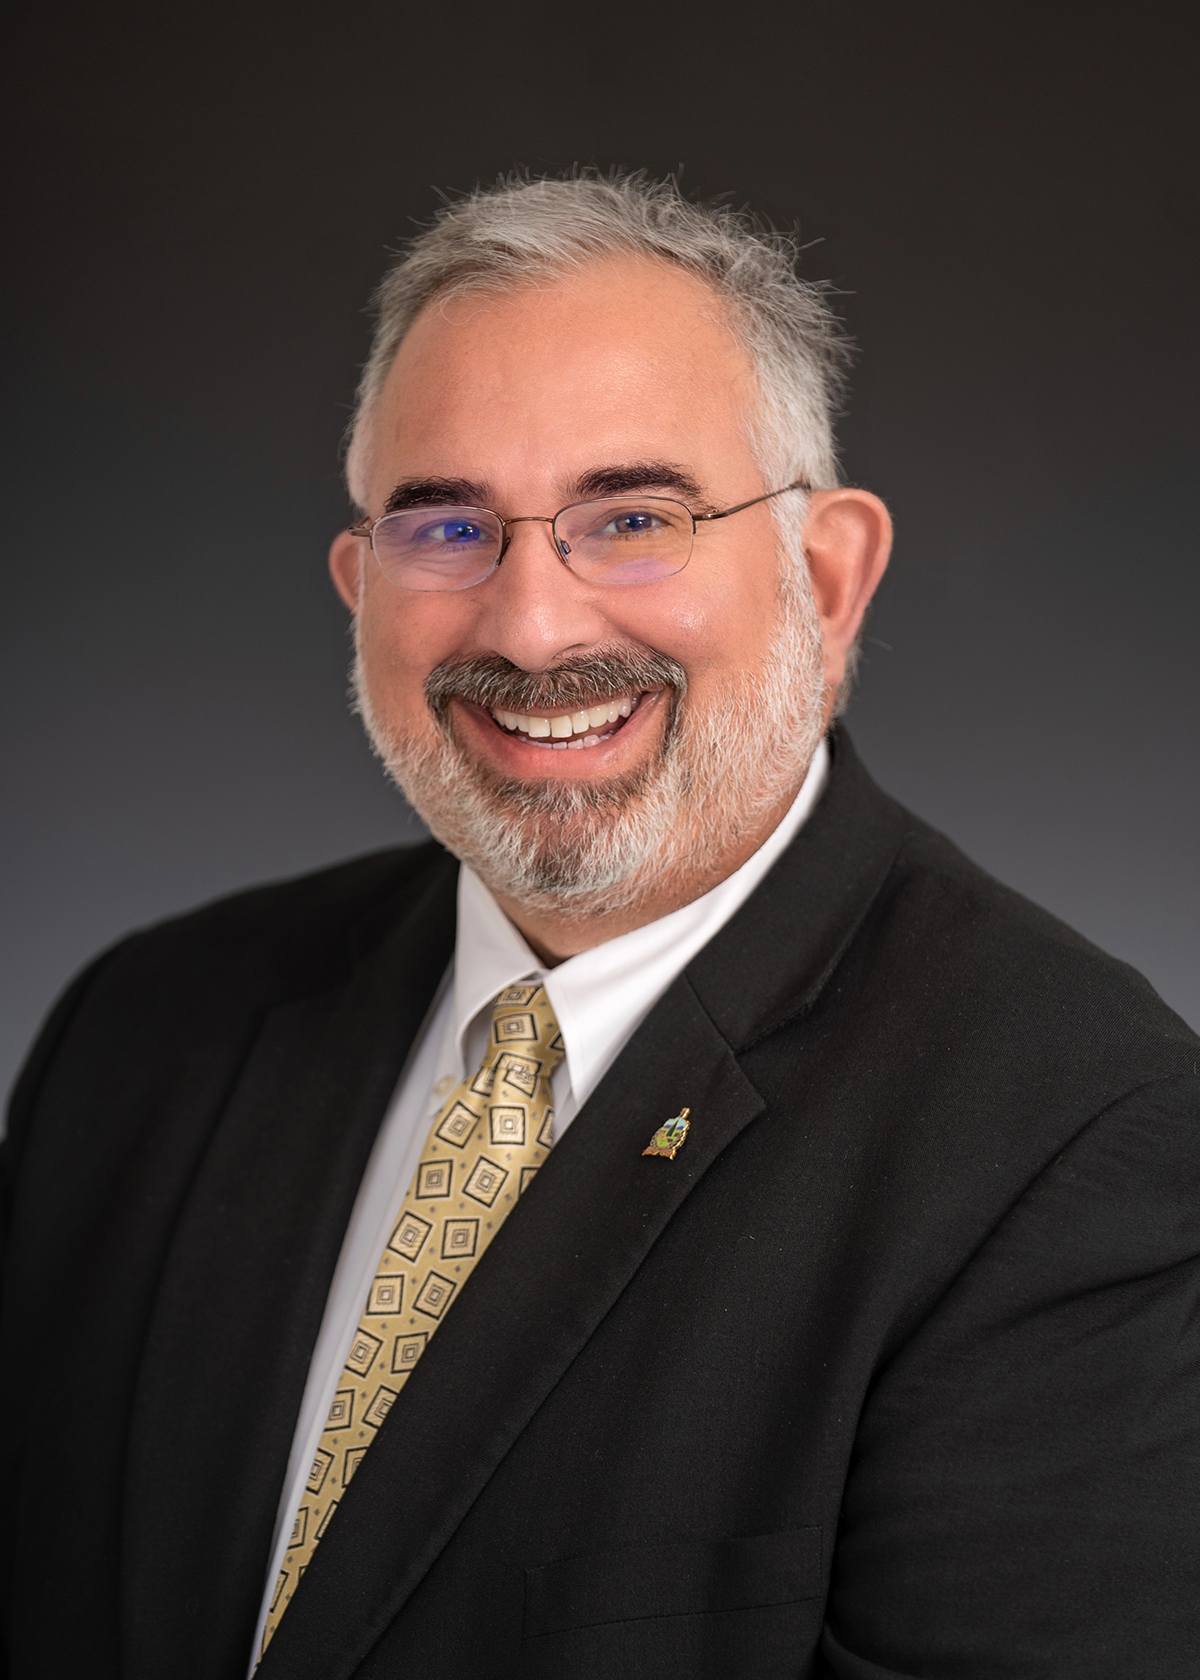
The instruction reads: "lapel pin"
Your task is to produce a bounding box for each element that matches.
[642,1107,691,1159]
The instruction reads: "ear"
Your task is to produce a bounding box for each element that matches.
[329,528,364,612]
[799,489,892,713]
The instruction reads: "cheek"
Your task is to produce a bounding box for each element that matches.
[630,567,773,677]
[355,595,459,718]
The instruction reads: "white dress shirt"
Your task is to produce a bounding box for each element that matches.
[249,737,829,1663]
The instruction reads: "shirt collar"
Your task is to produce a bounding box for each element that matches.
[451,867,543,1073]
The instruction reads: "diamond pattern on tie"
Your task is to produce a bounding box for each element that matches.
[258,982,563,1658]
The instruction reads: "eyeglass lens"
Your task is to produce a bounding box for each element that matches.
[370,497,695,591]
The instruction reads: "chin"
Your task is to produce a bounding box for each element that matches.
[394,736,685,915]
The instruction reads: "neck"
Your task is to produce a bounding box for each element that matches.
[490,779,802,965]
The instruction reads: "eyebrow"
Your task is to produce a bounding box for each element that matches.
[382,460,708,517]
[573,461,706,504]
[383,477,489,514]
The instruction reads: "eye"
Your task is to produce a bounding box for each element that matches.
[598,508,666,538]
[416,518,488,548]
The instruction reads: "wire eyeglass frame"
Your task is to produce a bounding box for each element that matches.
[347,478,812,591]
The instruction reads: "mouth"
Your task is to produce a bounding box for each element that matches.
[488,692,643,751]
[425,650,685,775]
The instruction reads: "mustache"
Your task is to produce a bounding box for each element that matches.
[424,647,688,721]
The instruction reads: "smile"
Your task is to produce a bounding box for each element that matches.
[490,693,640,750]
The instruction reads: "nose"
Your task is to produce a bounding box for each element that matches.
[476,517,613,671]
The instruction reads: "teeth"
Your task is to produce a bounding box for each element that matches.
[491,693,639,743]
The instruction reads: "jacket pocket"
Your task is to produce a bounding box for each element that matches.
[524,1527,822,1637]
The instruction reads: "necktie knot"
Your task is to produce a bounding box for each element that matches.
[458,981,565,1112]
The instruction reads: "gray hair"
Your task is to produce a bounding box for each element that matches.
[344,170,853,511]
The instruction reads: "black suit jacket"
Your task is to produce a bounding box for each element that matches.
[3,732,1198,1679]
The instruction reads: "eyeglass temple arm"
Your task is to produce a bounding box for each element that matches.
[693,479,812,523]
[347,482,811,535]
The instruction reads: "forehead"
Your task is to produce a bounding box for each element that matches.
[370,257,760,493]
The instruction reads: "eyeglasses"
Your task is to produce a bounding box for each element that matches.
[347,480,810,592]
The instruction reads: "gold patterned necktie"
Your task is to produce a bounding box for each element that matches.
[259,982,564,1657]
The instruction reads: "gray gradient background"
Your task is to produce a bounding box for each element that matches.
[3,0,1197,1100]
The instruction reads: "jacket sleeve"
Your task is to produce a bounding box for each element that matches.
[821,1072,1200,1680]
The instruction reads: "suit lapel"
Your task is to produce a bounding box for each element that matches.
[120,850,458,1680]
[257,972,766,1680]
[687,728,910,1051]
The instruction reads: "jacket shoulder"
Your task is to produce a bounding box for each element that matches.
[6,842,455,1133]
[874,807,1197,1066]
[111,839,450,996]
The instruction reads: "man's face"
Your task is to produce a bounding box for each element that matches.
[333,256,828,919]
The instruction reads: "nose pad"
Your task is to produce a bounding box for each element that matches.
[496,516,572,571]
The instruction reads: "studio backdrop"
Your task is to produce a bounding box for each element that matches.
[3,0,1197,1099]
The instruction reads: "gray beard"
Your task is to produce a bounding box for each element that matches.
[352,572,826,920]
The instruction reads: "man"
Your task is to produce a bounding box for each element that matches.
[2,173,1197,1679]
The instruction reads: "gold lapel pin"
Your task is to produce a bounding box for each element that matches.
[642,1108,691,1159]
